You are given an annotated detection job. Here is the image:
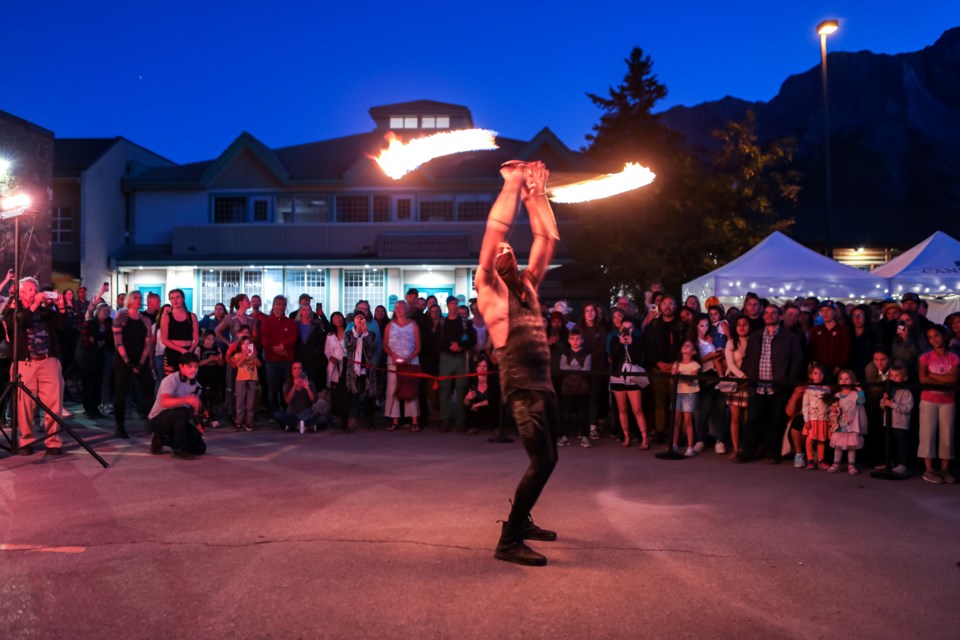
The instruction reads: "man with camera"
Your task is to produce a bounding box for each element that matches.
[147,351,207,460]
[4,277,67,456]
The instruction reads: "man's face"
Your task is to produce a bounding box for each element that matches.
[569,334,583,350]
[763,306,780,326]
[117,294,126,308]
[660,297,676,317]
[745,298,760,317]
[356,302,370,318]
[405,293,417,308]
[783,308,799,326]
[873,352,889,372]
[179,363,199,380]
[78,287,87,301]
[251,296,262,310]
[447,300,458,316]
[417,298,427,311]
[458,307,469,320]
[820,307,835,323]
[18,280,38,305]
[147,296,160,313]
[272,298,287,315]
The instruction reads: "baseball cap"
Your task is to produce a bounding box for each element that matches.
[819,300,836,310]
[446,296,458,304]
[901,292,920,303]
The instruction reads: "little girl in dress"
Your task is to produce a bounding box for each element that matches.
[829,370,868,476]
[801,362,832,470]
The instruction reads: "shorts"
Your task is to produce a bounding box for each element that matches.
[676,392,698,414]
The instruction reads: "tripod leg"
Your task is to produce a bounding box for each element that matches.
[0,382,14,450]
[16,381,109,468]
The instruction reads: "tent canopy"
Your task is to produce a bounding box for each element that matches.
[872,231,960,296]
[683,232,890,302]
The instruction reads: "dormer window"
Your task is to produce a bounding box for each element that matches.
[388,115,451,130]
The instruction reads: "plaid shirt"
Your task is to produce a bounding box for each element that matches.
[757,326,778,395]
[809,322,851,372]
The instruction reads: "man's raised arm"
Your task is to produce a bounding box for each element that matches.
[522,162,559,288]
[477,162,525,286]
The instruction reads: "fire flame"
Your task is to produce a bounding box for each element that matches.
[374,129,499,180]
[548,163,656,203]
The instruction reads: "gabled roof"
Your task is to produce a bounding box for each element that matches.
[199,131,290,185]
[54,138,119,178]
[368,100,471,117]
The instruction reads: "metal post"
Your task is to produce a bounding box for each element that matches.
[820,33,834,258]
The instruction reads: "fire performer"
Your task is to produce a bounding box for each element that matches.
[476,160,560,566]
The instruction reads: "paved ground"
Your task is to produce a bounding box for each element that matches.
[1,412,958,640]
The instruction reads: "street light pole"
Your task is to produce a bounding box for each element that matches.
[818,19,839,258]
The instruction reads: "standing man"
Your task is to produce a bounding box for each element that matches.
[643,295,682,443]
[808,300,850,380]
[259,295,296,412]
[437,295,476,432]
[112,290,156,439]
[735,303,804,463]
[476,160,559,567]
[4,277,66,456]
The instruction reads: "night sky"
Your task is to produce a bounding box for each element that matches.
[5,0,958,163]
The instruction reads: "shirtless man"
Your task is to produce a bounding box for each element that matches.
[476,160,560,566]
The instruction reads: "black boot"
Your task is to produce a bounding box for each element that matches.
[115,426,130,439]
[494,522,547,566]
[522,514,557,542]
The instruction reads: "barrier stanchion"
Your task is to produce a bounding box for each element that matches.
[870,379,909,481]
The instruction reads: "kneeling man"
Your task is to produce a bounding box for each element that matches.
[148,352,207,460]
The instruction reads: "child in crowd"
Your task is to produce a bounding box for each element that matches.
[880,364,914,478]
[231,335,261,432]
[829,370,868,475]
[559,328,593,448]
[672,340,701,458]
[195,330,225,416]
[802,362,833,470]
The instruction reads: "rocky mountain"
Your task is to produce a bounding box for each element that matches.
[659,27,960,208]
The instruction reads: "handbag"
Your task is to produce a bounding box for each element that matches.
[621,352,650,389]
[717,379,739,394]
[395,363,421,401]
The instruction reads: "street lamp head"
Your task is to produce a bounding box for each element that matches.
[817,20,839,36]
[1,192,31,213]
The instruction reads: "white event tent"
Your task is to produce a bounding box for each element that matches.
[683,231,890,303]
[871,231,960,297]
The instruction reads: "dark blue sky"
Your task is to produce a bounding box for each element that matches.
[6,0,958,164]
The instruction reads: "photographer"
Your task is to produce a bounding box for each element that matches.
[4,278,67,456]
[275,361,326,433]
[147,352,206,460]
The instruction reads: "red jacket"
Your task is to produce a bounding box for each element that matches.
[259,313,297,362]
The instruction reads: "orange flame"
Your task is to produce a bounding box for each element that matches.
[374,129,499,180]
[548,163,656,203]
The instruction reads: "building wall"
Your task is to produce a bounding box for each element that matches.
[51,178,81,265]
[0,112,54,283]
[132,190,208,244]
[82,140,175,286]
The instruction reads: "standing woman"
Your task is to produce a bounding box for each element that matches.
[579,302,607,441]
[58,287,81,392]
[724,316,752,459]
[344,312,379,430]
[420,304,444,424]
[324,311,349,426]
[609,319,649,448]
[383,300,421,431]
[160,289,199,376]
[849,304,878,383]
[294,300,327,390]
[80,303,113,418]
[112,291,155,438]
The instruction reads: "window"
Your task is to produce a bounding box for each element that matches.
[421,116,436,129]
[343,268,385,309]
[457,197,491,221]
[295,195,332,223]
[372,195,390,222]
[395,197,413,221]
[252,198,271,222]
[435,116,450,128]
[200,269,265,314]
[276,196,294,223]
[336,195,370,222]
[285,269,326,305]
[52,207,73,243]
[419,198,454,222]
[213,196,247,223]
[389,116,420,129]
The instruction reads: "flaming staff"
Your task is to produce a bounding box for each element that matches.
[374,129,499,180]
[547,163,656,203]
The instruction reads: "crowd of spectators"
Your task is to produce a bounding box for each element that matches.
[2,274,958,482]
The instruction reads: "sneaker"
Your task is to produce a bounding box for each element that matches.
[558,436,570,447]
[715,442,727,455]
[891,464,908,477]
[692,441,704,454]
[818,462,831,471]
[923,470,944,484]
[942,471,957,485]
[794,453,806,468]
[589,426,600,441]
[827,464,840,473]
[299,420,305,435]
[580,436,593,448]
[243,425,254,432]
[805,461,816,470]
[684,447,696,458]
